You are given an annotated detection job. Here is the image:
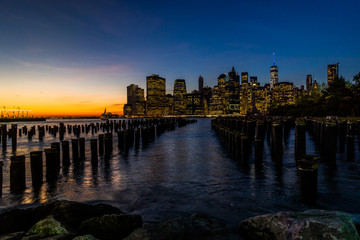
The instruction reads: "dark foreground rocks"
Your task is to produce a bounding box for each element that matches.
[239,210,360,240]
[0,200,140,240]
[1,201,359,240]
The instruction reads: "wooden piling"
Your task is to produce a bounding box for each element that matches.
[10,155,26,193]
[346,134,354,162]
[271,123,283,165]
[44,148,57,182]
[104,133,112,156]
[79,137,85,160]
[295,121,306,160]
[298,155,318,206]
[61,141,70,166]
[71,139,79,162]
[51,142,61,173]
[98,134,104,155]
[0,161,3,197]
[90,139,98,164]
[30,151,43,186]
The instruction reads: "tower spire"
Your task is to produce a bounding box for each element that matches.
[273,52,275,66]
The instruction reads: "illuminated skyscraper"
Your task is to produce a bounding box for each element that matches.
[241,72,249,84]
[270,53,278,90]
[198,75,204,93]
[173,79,187,115]
[250,76,258,85]
[306,74,312,92]
[327,63,339,86]
[146,74,166,116]
[124,84,145,116]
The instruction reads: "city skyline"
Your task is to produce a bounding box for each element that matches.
[0,0,359,116]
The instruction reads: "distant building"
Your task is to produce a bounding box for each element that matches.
[146,74,166,116]
[327,63,339,86]
[228,67,240,114]
[202,86,212,114]
[185,92,204,115]
[173,79,187,115]
[306,74,312,92]
[270,53,278,90]
[272,82,295,106]
[209,86,225,115]
[124,84,145,117]
[253,84,271,115]
[250,76,258,85]
[198,75,204,93]
[241,72,249,85]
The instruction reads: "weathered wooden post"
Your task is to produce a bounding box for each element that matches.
[71,139,79,162]
[11,124,17,152]
[44,148,57,182]
[0,161,3,197]
[79,137,85,160]
[1,124,7,150]
[61,141,70,166]
[325,122,337,167]
[104,133,113,156]
[98,134,104,155]
[338,121,347,153]
[298,155,318,206]
[51,142,61,173]
[10,155,26,193]
[90,139,98,164]
[346,134,354,162]
[271,122,283,165]
[134,129,140,148]
[295,121,306,161]
[240,133,249,161]
[30,151,43,187]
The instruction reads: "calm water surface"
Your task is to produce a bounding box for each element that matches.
[0,118,359,227]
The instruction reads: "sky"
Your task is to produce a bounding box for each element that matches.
[0,0,359,117]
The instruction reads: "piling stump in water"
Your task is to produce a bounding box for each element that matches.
[325,122,337,167]
[298,155,318,206]
[98,134,104,156]
[271,123,283,165]
[104,133,113,156]
[346,134,354,162]
[79,138,85,160]
[71,139,79,163]
[10,155,26,193]
[44,148,57,182]
[90,139,98,164]
[61,141,70,166]
[11,124,17,152]
[30,151,43,187]
[51,142,61,173]
[1,124,7,150]
[295,122,306,160]
[0,161,3,197]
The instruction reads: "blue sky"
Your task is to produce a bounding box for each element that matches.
[0,0,359,115]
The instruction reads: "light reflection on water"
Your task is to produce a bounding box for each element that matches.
[0,118,359,227]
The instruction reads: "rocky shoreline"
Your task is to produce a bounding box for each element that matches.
[0,200,359,240]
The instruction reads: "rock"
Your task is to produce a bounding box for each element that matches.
[38,200,124,231]
[21,233,74,240]
[28,215,69,235]
[79,214,142,240]
[0,231,25,240]
[72,235,99,240]
[239,210,360,240]
[124,213,239,240]
[0,200,123,235]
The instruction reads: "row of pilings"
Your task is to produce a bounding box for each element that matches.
[0,118,197,196]
[211,116,360,206]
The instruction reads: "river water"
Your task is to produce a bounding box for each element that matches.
[0,118,359,227]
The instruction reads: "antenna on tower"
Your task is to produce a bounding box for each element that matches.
[273,52,275,66]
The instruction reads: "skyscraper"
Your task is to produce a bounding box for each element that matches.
[306,74,312,92]
[250,76,258,85]
[270,53,278,90]
[327,63,339,86]
[198,75,204,93]
[173,79,187,115]
[146,74,166,116]
[241,72,249,85]
[124,84,145,116]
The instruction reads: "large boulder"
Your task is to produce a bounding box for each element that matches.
[28,215,69,235]
[239,210,360,240]
[79,214,142,240]
[124,213,239,240]
[0,200,123,235]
